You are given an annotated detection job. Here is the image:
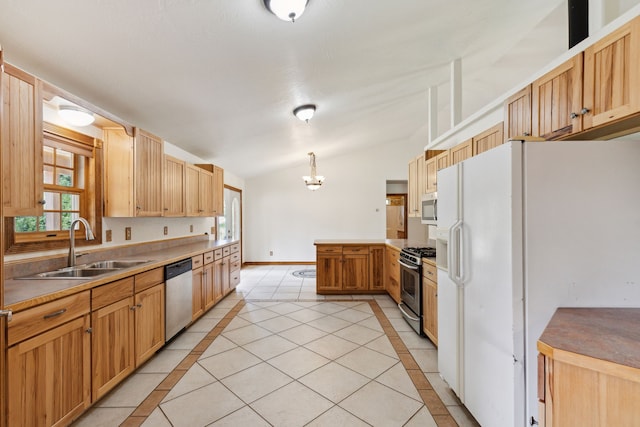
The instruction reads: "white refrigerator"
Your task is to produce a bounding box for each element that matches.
[436,139,640,427]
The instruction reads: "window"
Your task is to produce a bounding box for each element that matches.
[5,123,102,253]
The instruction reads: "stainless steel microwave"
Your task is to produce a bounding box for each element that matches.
[421,192,437,225]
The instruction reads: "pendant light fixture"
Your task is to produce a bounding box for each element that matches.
[293,104,316,123]
[302,152,325,190]
[263,0,309,22]
[58,105,95,127]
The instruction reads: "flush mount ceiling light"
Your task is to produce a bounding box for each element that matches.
[58,105,95,127]
[263,0,309,22]
[302,151,325,191]
[293,104,316,123]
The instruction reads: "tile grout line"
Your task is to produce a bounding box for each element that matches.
[120,297,459,427]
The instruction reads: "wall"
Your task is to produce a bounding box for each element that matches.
[244,138,426,263]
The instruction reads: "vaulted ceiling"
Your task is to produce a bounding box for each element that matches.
[0,0,569,178]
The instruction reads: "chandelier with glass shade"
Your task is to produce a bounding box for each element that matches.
[302,152,324,191]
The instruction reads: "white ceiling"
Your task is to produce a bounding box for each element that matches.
[0,0,570,178]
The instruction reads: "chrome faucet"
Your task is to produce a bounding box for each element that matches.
[68,217,95,267]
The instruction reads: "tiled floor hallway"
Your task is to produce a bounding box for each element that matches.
[72,265,479,427]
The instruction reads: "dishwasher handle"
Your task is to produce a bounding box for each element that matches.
[165,258,192,280]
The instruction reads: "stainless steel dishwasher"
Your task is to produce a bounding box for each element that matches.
[165,258,192,340]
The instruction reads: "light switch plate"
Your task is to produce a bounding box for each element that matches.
[164,226,168,235]
[106,230,112,242]
[125,227,132,240]
[190,224,193,232]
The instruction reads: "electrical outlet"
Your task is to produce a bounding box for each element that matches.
[270,250,273,256]
[190,224,194,232]
[106,230,112,242]
[211,226,215,235]
[163,226,168,235]
[125,227,132,241]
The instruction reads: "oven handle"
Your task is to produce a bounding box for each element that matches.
[398,303,420,322]
[398,260,419,270]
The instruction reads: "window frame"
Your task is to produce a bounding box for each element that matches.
[4,123,103,254]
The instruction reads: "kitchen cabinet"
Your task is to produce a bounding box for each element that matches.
[103,128,164,217]
[91,278,135,400]
[368,245,385,291]
[582,15,640,131]
[407,154,422,217]
[191,254,205,320]
[434,150,449,171]
[186,164,215,217]
[532,54,584,140]
[422,260,437,346]
[133,268,165,366]
[316,244,387,294]
[229,243,241,290]
[213,165,224,216]
[424,155,437,194]
[385,246,401,304]
[163,155,186,217]
[504,85,532,141]
[203,251,216,311]
[537,308,640,427]
[1,63,44,217]
[221,245,232,294]
[7,291,91,427]
[449,139,473,165]
[472,122,504,156]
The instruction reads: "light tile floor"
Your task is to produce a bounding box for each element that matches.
[72,265,479,427]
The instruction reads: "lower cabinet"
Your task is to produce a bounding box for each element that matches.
[134,282,165,366]
[7,292,91,427]
[316,244,386,294]
[422,261,438,346]
[385,246,401,303]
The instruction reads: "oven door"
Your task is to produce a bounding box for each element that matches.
[398,259,423,335]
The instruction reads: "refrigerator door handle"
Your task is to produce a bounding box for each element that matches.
[448,220,464,287]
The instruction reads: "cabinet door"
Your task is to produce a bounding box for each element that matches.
[163,155,185,217]
[192,267,204,321]
[2,63,44,217]
[213,258,224,303]
[199,169,215,216]
[185,164,201,217]
[504,85,532,140]
[221,256,231,295]
[422,280,438,346]
[450,139,473,165]
[317,253,343,292]
[583,16,640,129]
[213,165,224,216]
[532,54,583,139]
[7,315,90,427]
[91,297,135,400]
[407,158,418,217]
[203,262,215,311]
[135,284,165,367]
[369,246,385,291]
[385,248,401,304]
[134,129,164,217]
[104,128,134,217]
[342,254,369,291]
[424,156,437,193]
[435,151,449,171]
[473,122,504,156]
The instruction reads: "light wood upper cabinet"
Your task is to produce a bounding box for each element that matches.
[104,128,164,217]
[408,156,419,217]
[450,139,473,165]
[200,168,215,216]
[163,155,186,217]
[583,15,640,130]
[424,156,437,194]
[532,54,584,139]
[473,122,504,156]
[1,63,44,217]
[504,85,532,141]
[434,151,449,171]
[213,165,224,216]
[186,164,215,217]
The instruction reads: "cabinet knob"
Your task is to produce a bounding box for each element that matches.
[523,132,530,136]
[86,328,92,334]
[570,112,579,119]
[136,303,142,308]
[38,199,46,205]
[130,306,137,311]
[580,108,590,115]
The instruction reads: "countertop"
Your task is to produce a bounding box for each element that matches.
[538,307,640,370]
[313,239,437,265]
[5,239,239,312]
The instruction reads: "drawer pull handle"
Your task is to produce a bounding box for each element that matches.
[44,308,67,319]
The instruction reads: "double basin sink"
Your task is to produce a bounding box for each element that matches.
[18,260,154,280]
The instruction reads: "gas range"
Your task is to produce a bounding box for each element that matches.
[400,246,436,266]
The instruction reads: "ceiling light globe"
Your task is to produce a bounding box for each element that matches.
[264,0,308,22]
[293,104,316,122]
[58,105,95,127]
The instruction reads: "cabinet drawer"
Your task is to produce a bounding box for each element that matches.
[229,252,240,263]
[214,249,223,260]
[230,243,240,254]
[422,262,437,282]
[343,246,368,254]
[317,245,342,254]
[92,277,134,309]
[135,267,164,292]
[222,246,231,257]
[230,270,241,287]
[8,291,91,346]
[230,260,241,272]
[192,255,204,269]
[423,277,437,289]
[204,251,214,264]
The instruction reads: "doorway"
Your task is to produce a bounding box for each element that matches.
[386,194,407,239]
[217,185,242,242]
